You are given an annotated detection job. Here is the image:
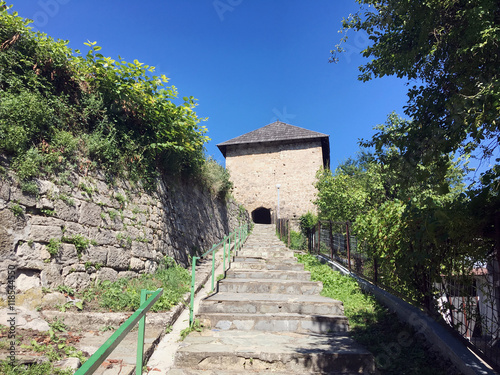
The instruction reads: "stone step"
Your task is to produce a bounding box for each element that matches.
[230,261,305,271]
[173,330,374,374]
[235,250,295,258]
[232,256,297,264]
[168,370,331,375]
[198,312,349,334]
[217,278,322,295]
[226,269,311,280]
[199,293,345,316]
[241,246,289,251]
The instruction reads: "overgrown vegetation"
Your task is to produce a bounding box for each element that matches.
[314,113,496,309]
[0,4,232,197]
[296,253,459,375]
[76,256,190,312]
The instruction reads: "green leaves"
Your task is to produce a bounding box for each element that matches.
[335,0,500,169]
[0,5,210,183]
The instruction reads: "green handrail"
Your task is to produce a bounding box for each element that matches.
[189,224,248,325]
[74,288,163,375]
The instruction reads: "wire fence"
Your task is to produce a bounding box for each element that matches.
[277,218,500,371]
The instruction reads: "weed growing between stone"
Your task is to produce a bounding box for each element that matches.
[0,362,73,375]
[295,253,460,375]
[0,324,83,375]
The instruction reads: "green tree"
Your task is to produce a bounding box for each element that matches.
[333,0,500,169]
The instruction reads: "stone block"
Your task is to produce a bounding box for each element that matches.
[118,271,137,279]
[65,272,91,290]
[91,228,116,246]
[0,181,10,201]
[30,225,62,243]
[16,271,41,293]
[63,222,86,237]
[107,247,130,270]
[95,267,118,282]
[54,199,79,222]
[40,263,63,288]
[36,197,54,210]
[11,187,37,207]
[62,264,85,277]
[131,241,152,259]
[81,246,108,265]
[78,201,102,226]
[130,257,145,271]
[57,243,78,263]
[16,242,39,261]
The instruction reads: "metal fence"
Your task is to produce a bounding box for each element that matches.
[278,219,500,371]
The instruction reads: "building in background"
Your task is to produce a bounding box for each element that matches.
[217,121,330,223]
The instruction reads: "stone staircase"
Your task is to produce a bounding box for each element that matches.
[169,224,374,374]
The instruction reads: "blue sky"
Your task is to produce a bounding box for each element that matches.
[12,0,411,169]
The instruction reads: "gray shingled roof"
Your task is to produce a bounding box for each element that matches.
[217,121,327,147]
[217,121,330,168]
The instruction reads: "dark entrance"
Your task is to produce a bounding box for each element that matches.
[252,207,272,224]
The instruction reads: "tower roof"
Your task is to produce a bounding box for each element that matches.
[217,120,329,160]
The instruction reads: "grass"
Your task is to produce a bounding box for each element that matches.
[77,256,190,312]
[295,253,460,375]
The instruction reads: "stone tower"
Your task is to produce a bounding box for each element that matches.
[217,121,330,223]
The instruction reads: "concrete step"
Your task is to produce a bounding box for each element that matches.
[231,261,305,271]
[199,293,345,316]
[226,269,311,280]
[173,330,374,374]
[198,312,349,334]
[218,278,323,295]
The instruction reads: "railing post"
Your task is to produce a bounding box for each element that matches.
[223,235,227,270]
[189,256,198,325]
[211,245,216,291]
[136,289,147,375]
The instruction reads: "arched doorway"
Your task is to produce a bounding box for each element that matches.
[252,207,272,224]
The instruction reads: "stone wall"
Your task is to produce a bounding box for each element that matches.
[225,139,323,219]
[0,168,248,298]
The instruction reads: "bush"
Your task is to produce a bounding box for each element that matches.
[0,4,209,185]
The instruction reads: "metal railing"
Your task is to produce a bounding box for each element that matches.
[189,224,249,325]
[278,218,500,372]
[74,288,163,375]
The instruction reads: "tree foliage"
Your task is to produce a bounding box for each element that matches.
[0,3,212,186]
[314,114,494,306]
[333,0,500,169]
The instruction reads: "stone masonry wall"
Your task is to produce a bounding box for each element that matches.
[225,139,323,219]
[0,167,248,299]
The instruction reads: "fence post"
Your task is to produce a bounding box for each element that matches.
[317,221,321,254]
[329,221,334,261]
[346,221,351,272]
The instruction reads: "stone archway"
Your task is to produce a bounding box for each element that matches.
[251,207,272,224]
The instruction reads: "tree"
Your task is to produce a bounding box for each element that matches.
[333,0,500,169]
